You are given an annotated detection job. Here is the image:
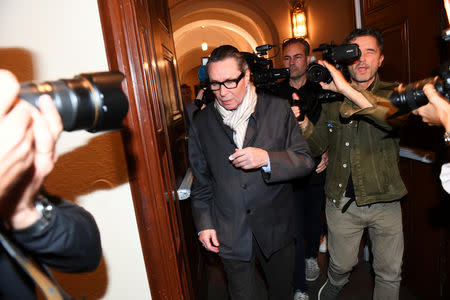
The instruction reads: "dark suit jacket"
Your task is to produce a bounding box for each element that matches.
[189,92,314,260]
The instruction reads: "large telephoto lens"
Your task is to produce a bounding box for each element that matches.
[19,71,129,132]
[390,76,444,113]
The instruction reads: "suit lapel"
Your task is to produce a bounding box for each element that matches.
[243,115,257,148]
[213,107,236,146]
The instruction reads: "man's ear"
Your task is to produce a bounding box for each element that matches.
[307,56,312,64]
[378,54,384,68]
[244,68,251,84]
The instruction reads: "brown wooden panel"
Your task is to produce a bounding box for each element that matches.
[379,21,410,83]
[97,0,192,299]
[362,0,399,15]
[139,28,164,132]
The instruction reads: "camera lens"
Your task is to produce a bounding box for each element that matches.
[307,63,332,84]
[19,71,129,132]
[390,76,443,113]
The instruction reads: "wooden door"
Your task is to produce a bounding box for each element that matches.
[360,0,450,298]
[98,0,192,299]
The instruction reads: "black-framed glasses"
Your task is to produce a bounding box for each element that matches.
[209,72,245,91]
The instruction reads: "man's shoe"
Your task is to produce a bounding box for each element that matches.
[319,235,327,253]
[318,279,342,300]
[305,257,320,281]
[294,290,309,300]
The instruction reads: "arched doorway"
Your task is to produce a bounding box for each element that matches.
[170,0,283,88]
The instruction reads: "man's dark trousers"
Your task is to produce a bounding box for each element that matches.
[221,236,295,300]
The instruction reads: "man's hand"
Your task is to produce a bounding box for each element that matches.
[413,83,450,131]
[198,229,220,253]
[291,105,301,119]
[291,92,309,130]
[0,70,63,229]
[318,60,351,94]
[229,147,269,170]
[316,150,329,173]
[0,71,34,202]
[291,92,302,119]
[318,60,372,109]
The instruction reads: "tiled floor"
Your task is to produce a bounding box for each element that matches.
[201,251,421,300]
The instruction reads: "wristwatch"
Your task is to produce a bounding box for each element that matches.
[444,131,450,146]
[34,195,53,230]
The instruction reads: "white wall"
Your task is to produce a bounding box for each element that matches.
[0,1,151,299]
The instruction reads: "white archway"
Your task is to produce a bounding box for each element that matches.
[170,0,285,85]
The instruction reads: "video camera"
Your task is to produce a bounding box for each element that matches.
[195,58,215,108]
[19,71,129,132]
[242,44,290,88]
[307,43,361,83]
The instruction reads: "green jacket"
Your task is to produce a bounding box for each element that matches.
[303,74,408,206]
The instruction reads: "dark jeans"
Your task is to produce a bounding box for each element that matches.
[293,183,324,292]
[221,237,295,300]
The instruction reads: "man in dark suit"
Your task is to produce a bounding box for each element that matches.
[188,45,314,300]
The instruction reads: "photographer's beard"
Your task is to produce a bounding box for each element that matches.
[348,61,379,90]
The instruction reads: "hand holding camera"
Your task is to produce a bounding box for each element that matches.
[316,60,372,110]
[413,83,450,130]
[0,69,62,228]
[316,60,351,93]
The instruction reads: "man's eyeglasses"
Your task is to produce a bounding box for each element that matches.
[209,72,245,91]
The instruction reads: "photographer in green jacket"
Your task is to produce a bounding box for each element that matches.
[296,28,408,300]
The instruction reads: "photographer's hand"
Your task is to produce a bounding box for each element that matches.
[413,83,450,131]
[195,88,207,110]
[291,92,309,131]
[319,60,371,109]
[291,105,301,118]
[316,150,329,173]
[0,70,34,206]
[0,70,62,229]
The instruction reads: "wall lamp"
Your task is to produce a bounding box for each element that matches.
[292,0,307,38]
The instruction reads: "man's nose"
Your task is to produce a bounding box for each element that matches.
[358,52,366,62]
[219,84,228,96]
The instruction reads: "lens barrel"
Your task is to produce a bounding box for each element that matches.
[19,71,129,132]
[390,76,444,113]
[307,63,332,84]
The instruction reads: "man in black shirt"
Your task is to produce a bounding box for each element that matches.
[273,38,329,300]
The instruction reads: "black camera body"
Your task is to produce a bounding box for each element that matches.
[242,44,290,88]
[289,82,344,122]
[307,43,361,83]
[19,71,129,132]
[390,62,450,113]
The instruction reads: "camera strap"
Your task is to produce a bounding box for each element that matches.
[0,226,76,300]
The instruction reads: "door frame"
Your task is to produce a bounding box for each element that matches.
[97,0,193,299]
